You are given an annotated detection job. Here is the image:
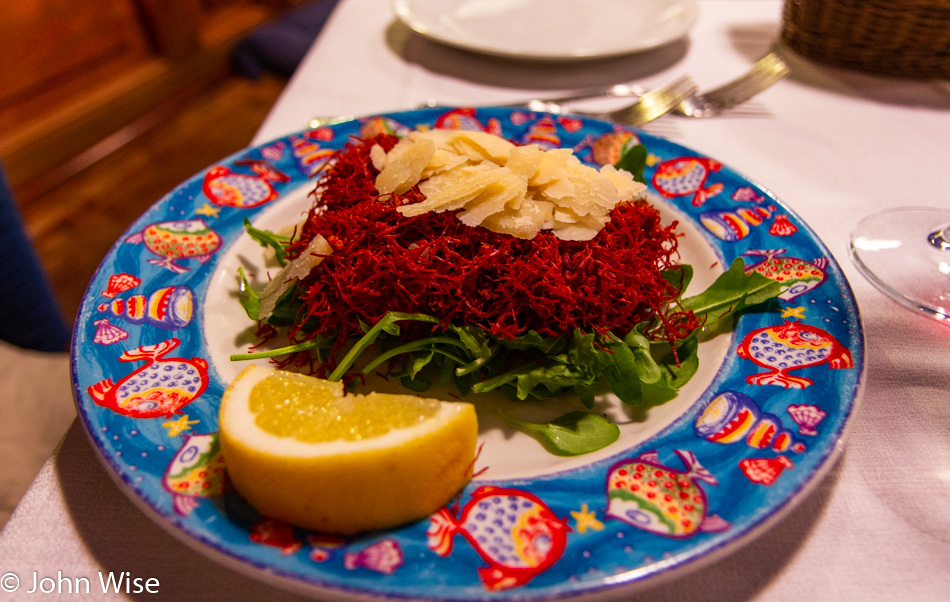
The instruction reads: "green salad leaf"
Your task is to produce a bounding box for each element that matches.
[502,411,620,456]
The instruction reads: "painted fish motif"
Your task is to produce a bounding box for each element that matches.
[606,450,729,538]
[517,115,561,149]
[652,157,723,206]
[249,518,302,555]
[125,219,221,274]
[427,486,569,591]
[202,159,289,209]
[695,391,805,453]
[699,205,776,242]
[87,338,209,419]
[290,134,337,177]
[358,116,408,139]
[584,129,640,166]
[434,107,503,135]
[743,249,828,301]
[736,321,853,389]
[162,432,230,516]
[97,285,194,330]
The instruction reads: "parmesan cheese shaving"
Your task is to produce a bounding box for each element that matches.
[373,130,646,240]
[258,234,333,320]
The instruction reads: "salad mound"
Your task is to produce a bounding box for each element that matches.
[234,129,781,455]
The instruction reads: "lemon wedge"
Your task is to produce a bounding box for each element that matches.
[218,365,478,534]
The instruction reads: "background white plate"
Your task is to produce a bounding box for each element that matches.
[392,0,700,60]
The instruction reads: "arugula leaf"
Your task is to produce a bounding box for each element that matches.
[602,336,643,405]
[575,383,596,409]
[621,328,663,385]
[500,330,565,354]
[661,264,693,293]
[235,267,261,321]
[652,336,700,390]
[229,334,330,361]
[503,411,620,456]
[400,374,431,392]
[327,312,441,381]
[615,143,649,184]
[361,336,466,376]
[243,219,292,266]
[680,258,782,329]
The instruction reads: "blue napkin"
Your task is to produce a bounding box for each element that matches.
[0,166,72,352]
[233,0,341,79]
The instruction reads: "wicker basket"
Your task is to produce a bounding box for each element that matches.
[781,0,950,79]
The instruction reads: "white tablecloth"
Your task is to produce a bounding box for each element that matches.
[3,1,950,599]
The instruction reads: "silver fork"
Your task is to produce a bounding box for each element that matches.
[310,75,698,129]
[676,51,790,117]
[464,51,790,119]
[516,74,699,127]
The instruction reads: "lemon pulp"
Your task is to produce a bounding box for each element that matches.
[218,365,478,534]
[250,371,440,442]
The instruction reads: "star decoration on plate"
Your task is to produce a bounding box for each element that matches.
[195,203,221,218]
[781,305,806,319]
[162,414,200,437]
[570,503,604,533]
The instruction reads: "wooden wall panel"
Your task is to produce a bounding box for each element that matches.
[0,0,292,189]
[0,0,151,106]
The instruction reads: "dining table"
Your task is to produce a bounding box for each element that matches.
[2,0,949,599]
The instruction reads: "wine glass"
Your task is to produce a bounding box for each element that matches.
[849,207,950,322]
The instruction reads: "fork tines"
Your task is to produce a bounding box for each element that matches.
[698,52,791,111]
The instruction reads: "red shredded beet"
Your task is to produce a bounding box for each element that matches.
[279,134,697,369]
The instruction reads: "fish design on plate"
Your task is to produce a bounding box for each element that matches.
[427,486,569,591]
[125,219,222,274]
[358,116,408,139]
[517,114,561,149]
[291,133,337,178]
[249,518,302,555]
[699,205,776,242]
[736,321,853,389]
[162,432,230,516]
[87,338,209,419]
[581,129,640,166]
[97,285,195,330]
[743,249,828,300]
[695,391,805,453]
[434,107,502,135]
[202,159,289,208]
[652,157,723,206]
[606,450,730,538]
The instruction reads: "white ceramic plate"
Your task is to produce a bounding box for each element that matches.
[392,0,700,60]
